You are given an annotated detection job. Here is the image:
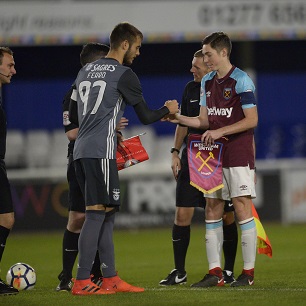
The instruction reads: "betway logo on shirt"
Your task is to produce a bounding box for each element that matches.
[207,107,233,118]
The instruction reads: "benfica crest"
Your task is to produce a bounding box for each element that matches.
[112,188,120,201]
[187,134,227,194]
[223,87,232,100]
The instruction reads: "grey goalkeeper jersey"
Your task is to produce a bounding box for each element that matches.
[72,58,143,160]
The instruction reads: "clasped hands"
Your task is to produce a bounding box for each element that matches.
[162,100,180,123]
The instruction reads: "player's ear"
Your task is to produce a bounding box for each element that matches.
[121,40,129,51]
[221,48,227,58]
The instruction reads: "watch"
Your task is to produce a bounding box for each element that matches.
[170,147,180,154]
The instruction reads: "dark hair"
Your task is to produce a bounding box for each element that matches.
[110,22,143,50]
[80,43,110,66]
[202,32,232,57]
[0,47,13,65]
[194,49,204,58]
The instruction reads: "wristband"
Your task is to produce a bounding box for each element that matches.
[170,147,180,154]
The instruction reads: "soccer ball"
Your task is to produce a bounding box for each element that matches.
[6,263,36,290]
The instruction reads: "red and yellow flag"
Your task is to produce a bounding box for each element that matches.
[252,203,272,258]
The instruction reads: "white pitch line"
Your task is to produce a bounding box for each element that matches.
[152,287,306,292]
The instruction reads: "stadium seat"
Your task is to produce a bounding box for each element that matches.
[49,129,69,168]
[25,130,51,168]
[150,135,174,169]
[5,129,26,168]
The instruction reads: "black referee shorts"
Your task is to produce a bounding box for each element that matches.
[0,159,14,214]
[74,158,120,208]
[67,154,85,213]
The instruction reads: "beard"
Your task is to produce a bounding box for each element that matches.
[123,49,133,66]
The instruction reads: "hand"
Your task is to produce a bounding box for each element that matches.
[116,117,129,131]
[171,154,181,180]
[201,129,223,146]
[161,113,179,124]
[117,131,124,144]
[164,100,179,114]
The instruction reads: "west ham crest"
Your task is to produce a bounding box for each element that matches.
[187,134,228,194]
[223,88,232,100]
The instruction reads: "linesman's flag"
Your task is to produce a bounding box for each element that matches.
[252,203,273,258]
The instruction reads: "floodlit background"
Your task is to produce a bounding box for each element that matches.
[1,0,306,229]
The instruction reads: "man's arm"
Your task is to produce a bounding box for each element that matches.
[201,106,258,146]
[133,100,178,125]
[171,125,187,179]
[220,106,258,136]
[174,105,209,130]
[68,95,79,126]
[66,128,79,141]
[63,86,79,140]
[118,69,178,124]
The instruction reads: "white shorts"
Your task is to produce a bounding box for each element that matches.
[204,166,256,201]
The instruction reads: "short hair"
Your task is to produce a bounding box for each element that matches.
[109,22,143,50]
[194,49,204,58]
[202,32,232,57]
[0,47,13,65]
[80,43,110,67]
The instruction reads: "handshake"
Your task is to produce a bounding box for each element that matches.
[163,100,180,123]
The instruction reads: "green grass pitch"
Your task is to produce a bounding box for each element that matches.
[1,223,305,305]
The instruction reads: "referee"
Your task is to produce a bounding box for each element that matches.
[0,47,18,295]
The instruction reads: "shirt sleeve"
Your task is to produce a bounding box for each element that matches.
[200,76,208,107]
[68,84,79,127]
[180,83,188,116]
[235,72,256,108]
[117,69,145,106]
[240,92,257,109]
[63,86,78,132]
